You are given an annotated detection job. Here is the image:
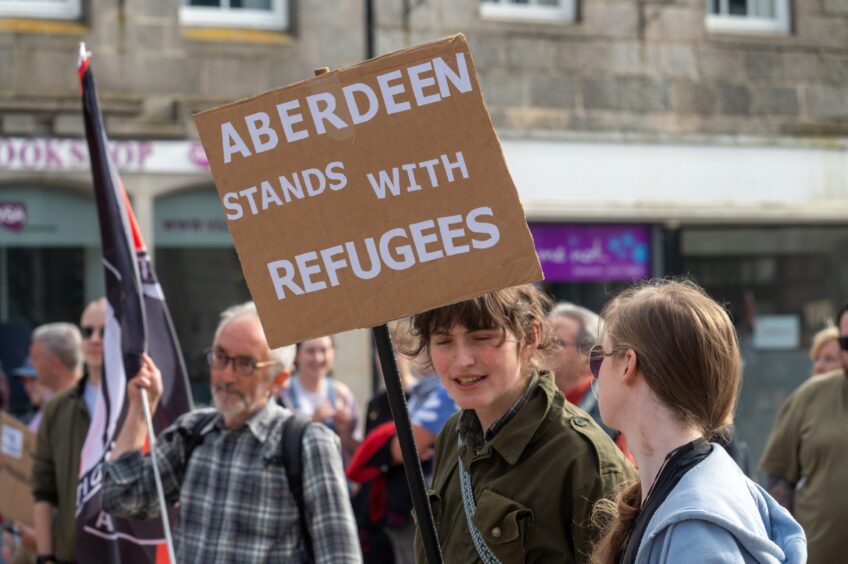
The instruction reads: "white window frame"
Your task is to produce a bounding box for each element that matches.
[0,0,80,20]
[480,0,576,24]
[180,0,288,31]
[706,0,791,35]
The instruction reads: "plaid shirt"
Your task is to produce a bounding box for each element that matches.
[457,372,539,452]
[102,401,361,564]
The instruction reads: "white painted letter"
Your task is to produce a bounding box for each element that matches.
[268,260,304,300]
[326,161,348,191]
[306,92,349,135]
[260,180,283,211]
[376,69,412,115]
[409,219,444,263]
[379,228,416,270]
[276,100,309,143]
[342,83,379,124]
[346,239,382,280]
[239,186,259,215]
[295,251,327,293]
[437,214,470,256]
[221,122,251,164]
[434,53,472,98]
[245,112,279,154]
[320,245,348,287]
[222,192,244,220]
[366,168,402,199]
[407,61,441,106]
[467,207,500,250]
[441,151,469,182]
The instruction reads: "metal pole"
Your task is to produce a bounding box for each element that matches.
[140,389,177,564]
[372,324,443,564]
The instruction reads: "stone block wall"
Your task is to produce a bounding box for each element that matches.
[1,0,847,140]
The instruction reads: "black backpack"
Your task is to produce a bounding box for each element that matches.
[179,411,314,561]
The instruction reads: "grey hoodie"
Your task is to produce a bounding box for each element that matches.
[636,445,806,563]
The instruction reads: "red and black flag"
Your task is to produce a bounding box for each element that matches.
[75,43,193,564]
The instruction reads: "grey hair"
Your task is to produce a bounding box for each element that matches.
[214,302,296,372]
[548,302,603,351]
[32,323,83,372]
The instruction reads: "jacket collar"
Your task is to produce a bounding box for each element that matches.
[238,400,281,443]
[458,371,558,466]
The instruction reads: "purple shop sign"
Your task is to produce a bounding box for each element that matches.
[529,224,650,282]
[0,202,27,232]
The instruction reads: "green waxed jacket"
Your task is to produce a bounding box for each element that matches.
[414,371,635,564]
[31,376,90,563]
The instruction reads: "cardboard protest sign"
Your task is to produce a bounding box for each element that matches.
[0,412,36,526]
[194,34,543,347]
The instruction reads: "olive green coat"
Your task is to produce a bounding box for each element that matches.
[31,376,90,563]
[415,371,635,563]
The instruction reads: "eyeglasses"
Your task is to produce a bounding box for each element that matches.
[81,325,104,340]
[839,336,848,351]
[206,348,280,376]
[588,345,624,379]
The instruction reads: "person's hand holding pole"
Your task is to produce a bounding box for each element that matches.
[111,354,162,459]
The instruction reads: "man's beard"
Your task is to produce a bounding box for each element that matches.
[212,383,249,419]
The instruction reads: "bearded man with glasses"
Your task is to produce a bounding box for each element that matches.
[760,301,848,564]
[102,302,360,564]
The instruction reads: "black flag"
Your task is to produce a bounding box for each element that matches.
[76,43,193,564]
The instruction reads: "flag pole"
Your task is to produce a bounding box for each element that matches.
[140,389,177,564]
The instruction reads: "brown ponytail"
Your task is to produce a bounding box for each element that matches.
[589,279,742,562]
[591,481,642,564]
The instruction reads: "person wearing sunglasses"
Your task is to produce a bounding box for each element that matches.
[31,298,104,564]
[591,280,805,564]
[102,301,360,564]
[760,303,848,564]
[547,302,633,463]
[410,285,634,563]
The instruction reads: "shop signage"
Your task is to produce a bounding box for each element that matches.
[529,224,650,282]
[0,202,26,232]
[754,315,800,350]
[0,137,209,174]
[193,34,542,347]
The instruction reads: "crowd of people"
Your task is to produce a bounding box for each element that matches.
[2,277,847,562]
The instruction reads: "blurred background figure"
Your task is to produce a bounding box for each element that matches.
[13,357,49,432]
[0,363,9,414]
[547,302,632,461]
[1,524,19,564]
[279,336,360,462]
[28,323,83,399]
[347,319,458,564]
[809,325,841,377]
[759,302,848,564]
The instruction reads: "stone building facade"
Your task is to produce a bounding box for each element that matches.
[1,0,847,457]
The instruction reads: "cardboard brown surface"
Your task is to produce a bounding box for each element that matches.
[0,412,36,526]
[194,34,543,348]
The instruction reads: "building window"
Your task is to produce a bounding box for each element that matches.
[480,0,576,23]
[706,0,790,35]
[0,0,80,20]
[180,0,288,30]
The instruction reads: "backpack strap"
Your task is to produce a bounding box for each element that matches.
[280,413,314,562]
[173,411,218,463]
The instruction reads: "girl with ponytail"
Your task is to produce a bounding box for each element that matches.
[590,279,806,564]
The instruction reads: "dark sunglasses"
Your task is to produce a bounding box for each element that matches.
[839,336,848,351]
[81,325,104,339]
[588,345,623,379]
